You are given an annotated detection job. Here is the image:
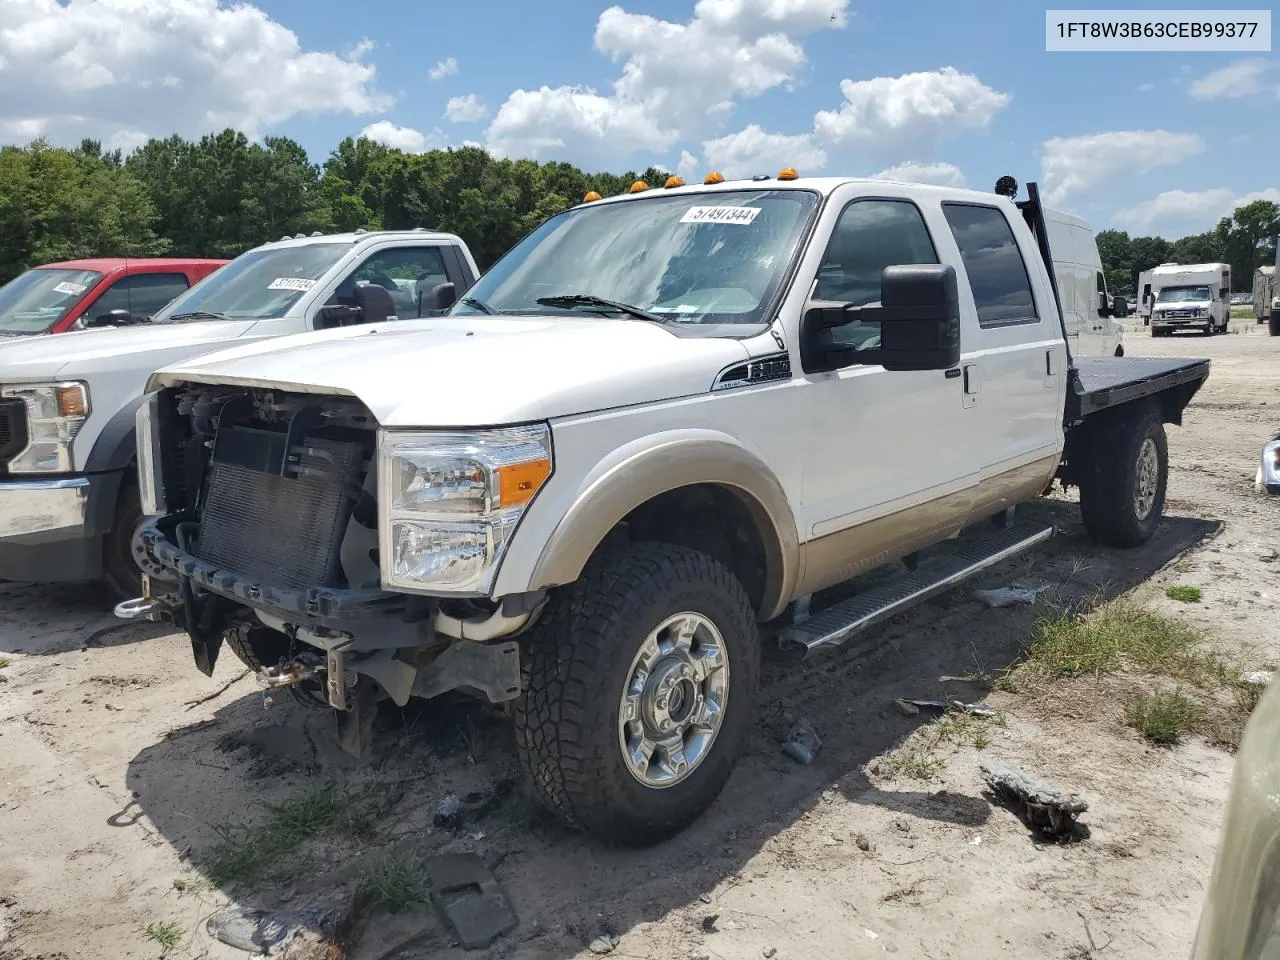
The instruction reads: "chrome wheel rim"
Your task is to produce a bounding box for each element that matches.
[618,612,730,789]
[1135,437,1159,520]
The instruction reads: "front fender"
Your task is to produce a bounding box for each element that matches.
[492,429,800,620]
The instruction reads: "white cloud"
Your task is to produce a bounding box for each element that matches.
[1137,82,1155,93]
[1189,59,1272,100]
[1040,130,1203,205]
[486,0,850,168]
[429,57,458,80]
[359,121,447,153]
[871,161,966,187]
[677,150,700,179]
[701,124,827,178]
[0,0,392,146]
[812,68,1009,163]
[444,94,488,124]
[1113,187,1280,238]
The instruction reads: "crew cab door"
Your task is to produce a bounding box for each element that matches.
[936,201,1066,500]
[795,192,976,561]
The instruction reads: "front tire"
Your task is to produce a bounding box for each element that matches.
[102,480,143,604]
[1079,407,1168,548]
[513,542,760,847]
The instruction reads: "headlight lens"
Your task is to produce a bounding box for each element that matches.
[1262,439,1280,493]
[1,381,90,473]
[378,425,552,592]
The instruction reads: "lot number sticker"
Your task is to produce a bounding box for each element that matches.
[52,281,87,296]
[680,206,761,226]
[268,277,317,291]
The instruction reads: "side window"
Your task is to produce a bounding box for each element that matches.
[813,199,938,349]
[90,274,189,320]
[941,203,1039,328]
[338,246,452,318]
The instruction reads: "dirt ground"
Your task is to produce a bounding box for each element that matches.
[2,318,1277,960]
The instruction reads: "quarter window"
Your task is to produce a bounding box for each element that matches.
[942,203,1039,328]
[813,199,939,349]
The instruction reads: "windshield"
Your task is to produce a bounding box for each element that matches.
[1157,285,1211,303]
[452,189,819,335]
[0,268,103,334]
[152,243,351,322]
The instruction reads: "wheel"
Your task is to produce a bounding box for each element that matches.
[102,479,143,603]
[513,542,760,847]
[225,624,328,708]
[1079,407,1168,548]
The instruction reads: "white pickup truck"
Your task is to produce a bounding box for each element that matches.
[0,230,478,600]
[122,173,1209,847]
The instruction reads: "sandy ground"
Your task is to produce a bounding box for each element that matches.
[1,318,1278,960]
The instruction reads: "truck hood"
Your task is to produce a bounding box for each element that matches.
[153,316,752,425]
[0,319,257,382]
[1154,301,1210,312]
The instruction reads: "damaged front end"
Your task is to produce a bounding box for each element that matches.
[117,385,535,755]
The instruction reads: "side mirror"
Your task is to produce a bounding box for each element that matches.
[315,303,362,330]
[428,281,457,312]
[86,308,135,328]
[354,283,396,325]
[799,264,961,374]
[1112,295,1129,318]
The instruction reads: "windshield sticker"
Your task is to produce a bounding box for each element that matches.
[267,277,317,292]
[680,205,762,226]
[52,281,87,296]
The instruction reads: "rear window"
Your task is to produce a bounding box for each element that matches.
[941,203,1039,328]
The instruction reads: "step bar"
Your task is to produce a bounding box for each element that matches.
[778,522,1055,652]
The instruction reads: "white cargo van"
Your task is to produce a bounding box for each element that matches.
[1149,262,1231,336]
[1043,208,1126,356]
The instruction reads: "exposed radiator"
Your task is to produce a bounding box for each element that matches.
[195,429,365,590]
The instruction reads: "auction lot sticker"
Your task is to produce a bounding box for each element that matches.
[268,277,318,291]
[1046,9,1271,51]
[680,206,762,226]
[52,281,87,296]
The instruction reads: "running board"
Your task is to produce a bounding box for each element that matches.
[778,522,1055,652]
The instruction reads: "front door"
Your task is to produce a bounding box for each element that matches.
[797,193,978,581]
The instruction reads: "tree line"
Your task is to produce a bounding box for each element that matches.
[1,130,1276,292]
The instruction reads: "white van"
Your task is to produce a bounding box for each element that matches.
[1149,262,1231,336]
[1044,208,1125,356]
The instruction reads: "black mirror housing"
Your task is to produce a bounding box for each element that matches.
[86,308,135,328]
[315,304,362,329]
[419,281,457,315]
[800,264,961,374]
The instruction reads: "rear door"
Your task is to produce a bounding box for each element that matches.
[937,201,1065,502]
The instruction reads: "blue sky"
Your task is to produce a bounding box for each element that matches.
[1,0,1275,239]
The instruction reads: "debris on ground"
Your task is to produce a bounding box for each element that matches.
[764,947,778,958]
[432,792,461,831]
[973,586,1049,608]
[893,698,995,717]
[780,717,822,765]
[426,853,518,950]
[1242,671,1273,687]
[701,914,720,933]
[854,834,874,853]
[205,905,333,955]
[980,762,1089,840]
[588,932,620,955]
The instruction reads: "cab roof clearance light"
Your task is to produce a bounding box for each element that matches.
[703,171,725,184]
[664,176,684,188]
[777,167,799,180]
[582,191,602,203]
[629,180,649,193]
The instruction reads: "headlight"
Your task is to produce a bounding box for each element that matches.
[1262,439,1280,495]
[377,425,552,593]
[1,381,90,473]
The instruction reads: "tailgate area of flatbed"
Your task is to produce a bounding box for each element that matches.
[1068,356,1210,420]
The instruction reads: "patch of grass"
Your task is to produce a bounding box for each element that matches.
[871,744,947,781]
[1166,585,1203,603]
[172,875,213,896]
[1004,598,1234,691]
[931,708,1006,751]
[206,784,360,887]
[0,657,9,669]
[361,857,428,913]
[143,920,183,951]
[1125,690,1207,746]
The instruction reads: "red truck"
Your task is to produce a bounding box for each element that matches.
[0,257,228,337]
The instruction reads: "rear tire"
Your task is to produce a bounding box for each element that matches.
[513,542,760,847]
[1079,407,1168,548]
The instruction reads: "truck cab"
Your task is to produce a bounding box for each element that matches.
[0,230,478,601]
[0,258,228,337]
[125,172,1207,848]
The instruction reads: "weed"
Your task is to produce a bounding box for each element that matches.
[932,709,1004,750]
[1166,585,1203,603]
[871,745,947,781]
[361,857,427,913]
[172,876,212,895]
[143,920,183,951]
[1125,690,1206,746]
[1005,598,1233,690]
[0,657,9,669]
[207,785,360,886]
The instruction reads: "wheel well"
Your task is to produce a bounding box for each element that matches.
[603,484,771,614]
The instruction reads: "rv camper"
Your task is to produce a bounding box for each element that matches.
[1254,264,1274,325]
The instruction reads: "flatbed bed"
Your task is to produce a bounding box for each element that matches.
[1067,356,1210,421]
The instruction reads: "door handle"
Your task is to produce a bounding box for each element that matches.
[962,363,979,394]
